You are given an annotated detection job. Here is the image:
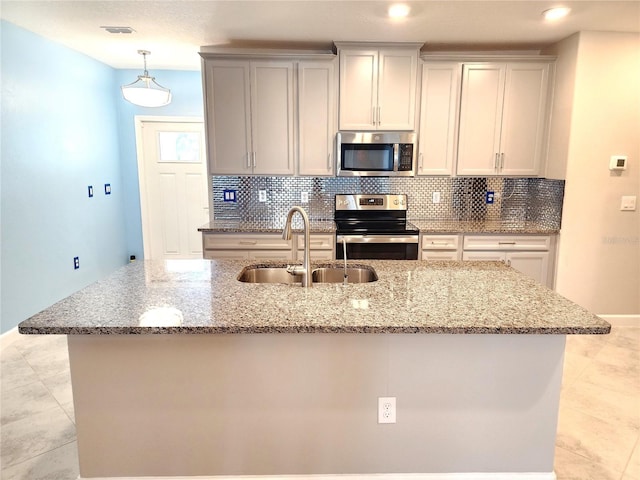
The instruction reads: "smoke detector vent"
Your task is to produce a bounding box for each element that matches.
[101,26,135,34]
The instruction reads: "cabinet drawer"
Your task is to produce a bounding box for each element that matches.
[296,234,335,250]
[203,233,291,250]
[463,235,550,251]
[203,250,250,260]
[422,251,460,261]
[421,234,459,250]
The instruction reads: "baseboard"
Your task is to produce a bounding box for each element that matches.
[598,314,640,327]
[0,326,20,348]
[78,472,557,480]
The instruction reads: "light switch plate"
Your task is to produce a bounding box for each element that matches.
[301,192,309,203]
[432,192,441,204]
[258,190,267,202]
[621,195,637,211]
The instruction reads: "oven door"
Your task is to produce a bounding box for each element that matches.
[336,235,419,260]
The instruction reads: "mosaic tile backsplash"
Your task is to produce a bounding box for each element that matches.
[212,176,565,230]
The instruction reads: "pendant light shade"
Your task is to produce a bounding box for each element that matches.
[121,50,171,107]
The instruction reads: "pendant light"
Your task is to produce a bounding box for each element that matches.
[121,50,171,107]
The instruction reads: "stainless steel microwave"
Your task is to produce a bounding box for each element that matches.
[336,131,417,177]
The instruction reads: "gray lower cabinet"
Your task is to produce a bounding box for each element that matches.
[462,235,554,287]
[202,233,335,261]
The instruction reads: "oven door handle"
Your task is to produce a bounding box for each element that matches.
[337,234,419,244]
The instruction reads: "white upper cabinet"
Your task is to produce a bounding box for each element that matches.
[297,60,337,176]
[417,62,461,175]
[203,60,253,175]
[456,62,550,176]
[203,58,294,175]
[338,44,421,131]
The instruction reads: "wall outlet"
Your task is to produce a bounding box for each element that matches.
[301,191,309,203]
[378,397,396,424]
[432,191,441,204]
[485,191,495,204]
[73,257,80,270]
[258,190,267,202]
[621,195,637,211]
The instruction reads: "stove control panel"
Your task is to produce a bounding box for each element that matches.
[336,194,408,211]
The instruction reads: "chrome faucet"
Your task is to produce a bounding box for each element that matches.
[282,206,312,288]
[342,236,348,285]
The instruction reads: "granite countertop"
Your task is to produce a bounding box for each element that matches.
[410,220,559,234]
[18,259,609,336]
[198,219,558,235]
[198,219,336,234]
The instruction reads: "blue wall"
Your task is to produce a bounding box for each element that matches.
[114,69,203,259]
[0,21,203,333]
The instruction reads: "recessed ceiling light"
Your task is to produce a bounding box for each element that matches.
[388,3,410,18]
[542,7,571,21]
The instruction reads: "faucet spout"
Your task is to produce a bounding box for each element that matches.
[282,206,312,288]
[342,237,348,285]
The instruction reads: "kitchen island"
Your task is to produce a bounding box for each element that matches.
[19,259,609,479]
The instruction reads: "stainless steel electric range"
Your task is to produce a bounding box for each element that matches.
[335,194,419,260]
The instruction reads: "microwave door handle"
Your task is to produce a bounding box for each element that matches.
[393,143,399,171]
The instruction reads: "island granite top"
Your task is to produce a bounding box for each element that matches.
[18,259,609,336]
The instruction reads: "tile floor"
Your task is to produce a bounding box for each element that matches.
[1,326,638,479]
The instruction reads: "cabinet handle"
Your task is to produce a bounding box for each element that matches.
[430,241,449,245]
[239,240,258,246]
[419,152,424,169]
[246,152,251,169]
[498,241,517,245]
[378,106,381,125]
[252,152,257,168]
[494,153,499,170]
[327,153,331,171]
[500,153,505,169]
[372,106,376,125]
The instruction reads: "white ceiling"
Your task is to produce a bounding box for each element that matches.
[1,1,639,71]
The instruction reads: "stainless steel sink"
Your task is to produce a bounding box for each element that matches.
[237,265,378,284]
[311,267,378,284]
[237,267,302,284]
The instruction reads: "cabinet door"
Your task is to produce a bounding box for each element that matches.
[298,60,336,176]
[339,50,378,130]
[456,64,505,176]
[249,250,294,261]
[377,49,418,130]
[204,60,253,175]
[422,251,460,261]
[462,251,506,262]
[418,63,460,175]
[506,251,549,286]
[499,63,549,176]
[251,61,295,175]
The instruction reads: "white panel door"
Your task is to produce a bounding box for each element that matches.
[456,64,505,175]
[140,121,209,260]
[298,60,336,176]
[377,49,418,130]
[418,62,461,175]
[506,252,549,285]
[499,63,549,176]
[204,60,252,174]
[339,50,378,130]
[251,61,294,175]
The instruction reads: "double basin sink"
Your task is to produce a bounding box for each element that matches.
[238,264,378,285]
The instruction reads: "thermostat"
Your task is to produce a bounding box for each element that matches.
[610,156,627,170]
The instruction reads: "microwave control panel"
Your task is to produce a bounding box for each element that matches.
[398,144,414,171]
